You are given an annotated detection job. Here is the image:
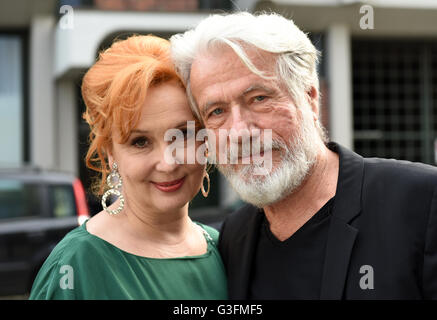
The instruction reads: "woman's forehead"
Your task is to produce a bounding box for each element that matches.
[135,82,198,132]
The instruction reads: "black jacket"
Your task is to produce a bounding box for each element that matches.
[218,143,437,299]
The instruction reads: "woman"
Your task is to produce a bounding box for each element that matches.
[29,35,227,299]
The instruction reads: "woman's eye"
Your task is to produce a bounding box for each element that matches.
[181,128,194,139]
[132,137,149,148]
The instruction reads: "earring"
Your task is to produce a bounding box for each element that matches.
[101,162,125,215]
[201,171,210,198]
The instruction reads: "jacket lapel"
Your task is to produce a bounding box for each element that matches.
[320,143,364,299]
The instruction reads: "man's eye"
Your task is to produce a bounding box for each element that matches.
[254,96,267,102]
[211,108,224,116]
[132,137,149,148]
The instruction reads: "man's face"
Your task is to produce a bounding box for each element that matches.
[190,45,321,206]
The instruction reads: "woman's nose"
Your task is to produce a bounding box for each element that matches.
[155,144,180,172]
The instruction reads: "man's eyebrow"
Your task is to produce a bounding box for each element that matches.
[200,84,275,117]
[242,84,275,95]
[201,100,224,117]
[201,84,274,116]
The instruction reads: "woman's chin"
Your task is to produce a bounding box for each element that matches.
[152,197,190,214]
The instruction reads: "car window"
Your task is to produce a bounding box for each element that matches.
[0,179,42,220]
[49,185,76,218]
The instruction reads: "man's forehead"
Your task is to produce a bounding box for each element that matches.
[190,49,238,74]
[191,49,276,92]
[192,44,276,73]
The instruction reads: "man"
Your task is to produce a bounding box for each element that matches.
[170,12,437,299]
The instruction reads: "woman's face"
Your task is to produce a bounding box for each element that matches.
[109,80,205,215]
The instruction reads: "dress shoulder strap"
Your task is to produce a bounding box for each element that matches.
[201,227,214,242]
[194,222,216,245]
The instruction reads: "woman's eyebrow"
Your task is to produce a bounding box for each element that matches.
[174,121,190,128]
[130,129,149,134]
[130,121,200,134]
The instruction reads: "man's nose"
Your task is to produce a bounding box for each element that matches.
[229,105,252,136]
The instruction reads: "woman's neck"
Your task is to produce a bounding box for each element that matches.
[116,199,193,245]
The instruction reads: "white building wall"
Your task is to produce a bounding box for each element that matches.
[0,37,23,166]
[57,79,78,176]
[29,15,56,170]
[326,24,353,149]
[54,11,209,78]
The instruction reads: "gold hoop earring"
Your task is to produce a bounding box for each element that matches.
[201,171,210,198]
[101,162,125,215]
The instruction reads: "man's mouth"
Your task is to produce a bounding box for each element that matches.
[228,146,275,163]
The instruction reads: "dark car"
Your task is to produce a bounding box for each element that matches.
[0,167,89,297]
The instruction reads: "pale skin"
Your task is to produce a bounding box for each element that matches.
[190,46,339,241]
[86,80,208,258]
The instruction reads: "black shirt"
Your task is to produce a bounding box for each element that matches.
[249,197,334,299]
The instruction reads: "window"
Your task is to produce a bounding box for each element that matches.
[0,33,27,165]
[352,40,437,164]
[0,180,42,220]
[49,185,77,218]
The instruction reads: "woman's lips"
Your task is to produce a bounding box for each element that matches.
[152,177,185,192]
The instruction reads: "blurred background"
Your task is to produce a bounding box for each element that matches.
[0,0,436,298]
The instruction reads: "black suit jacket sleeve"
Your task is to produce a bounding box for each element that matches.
[423,187,437,298]
[218,215,228,267]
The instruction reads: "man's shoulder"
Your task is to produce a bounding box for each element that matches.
[220,203,261,237]
[333,143,437,177]
[362,156,437,185]
[227,202,260,222]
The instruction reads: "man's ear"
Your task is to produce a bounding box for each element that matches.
[306,86,319,121]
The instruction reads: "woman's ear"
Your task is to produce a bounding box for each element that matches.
[107,151,114,170]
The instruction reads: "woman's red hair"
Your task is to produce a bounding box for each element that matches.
[82,35,182,195]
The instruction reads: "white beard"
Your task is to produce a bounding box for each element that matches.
[217,107,320,208]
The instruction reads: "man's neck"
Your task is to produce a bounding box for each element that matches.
[263,145,339,241]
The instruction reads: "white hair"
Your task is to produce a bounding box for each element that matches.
[170,11,321,122]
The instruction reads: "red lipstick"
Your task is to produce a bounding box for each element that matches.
[152,177,185,192]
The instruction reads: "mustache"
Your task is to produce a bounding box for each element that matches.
[208,138,286,163]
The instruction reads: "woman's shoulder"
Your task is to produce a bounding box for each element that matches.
[48,223,102,261]
[194,222,220,244]
[28,222,109,299]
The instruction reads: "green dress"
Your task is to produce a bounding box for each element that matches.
[29,220,228,300]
